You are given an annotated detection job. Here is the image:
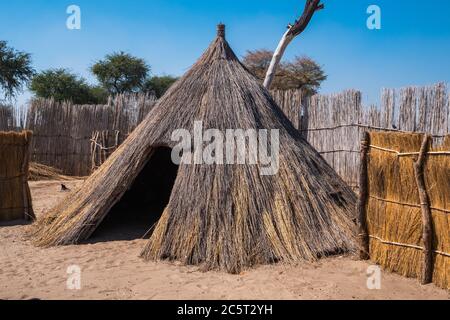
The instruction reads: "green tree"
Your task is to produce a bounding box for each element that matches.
[0,41,34,100]
[30,69,103,104]
[88,85,109,104]
[243,50,327,95]
[142,75,178,98]
[91,52,149,95]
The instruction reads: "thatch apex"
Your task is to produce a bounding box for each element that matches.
[217,23,226,38]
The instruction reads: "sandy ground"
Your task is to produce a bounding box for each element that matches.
[0,180,448,300]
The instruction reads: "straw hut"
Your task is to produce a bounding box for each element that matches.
[33,25,357,273]
[0,131,34,222]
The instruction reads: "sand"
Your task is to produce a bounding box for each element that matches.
[0,180,448,300]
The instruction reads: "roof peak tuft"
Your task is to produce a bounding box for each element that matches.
[217,23,225,38]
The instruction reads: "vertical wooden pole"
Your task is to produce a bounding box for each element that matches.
[90,131,95,172]
[115,130,120,150]
[358,131,370,260]
[21,131,34,221]
[413,134,433,285]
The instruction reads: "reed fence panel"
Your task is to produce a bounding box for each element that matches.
[358,132,449,289]
[0,131,34,222]
[25,94,157,176]
[0,104,28,131]
[272,83,449,189]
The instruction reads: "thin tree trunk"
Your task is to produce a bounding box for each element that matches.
[263,29,293,89]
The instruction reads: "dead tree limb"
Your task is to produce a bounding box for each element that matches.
[263,0,324,90]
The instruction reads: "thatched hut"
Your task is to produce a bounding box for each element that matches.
[0,131,34,222]
[33,25,357,273]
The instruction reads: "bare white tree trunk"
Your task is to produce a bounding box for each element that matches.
[263,28,294,89]
[263,0,323,90]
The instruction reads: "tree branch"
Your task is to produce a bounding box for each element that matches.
[263,0,323,89]
[289,0,324,37]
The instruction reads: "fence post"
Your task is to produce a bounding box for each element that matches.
[21,131,34,221]
[90,131,97,172]
[357,131,370,260]
[413,134,433,285]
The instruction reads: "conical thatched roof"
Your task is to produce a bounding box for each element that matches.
[33,25,357,273]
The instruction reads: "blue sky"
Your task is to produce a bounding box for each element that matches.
[1,0,449,106]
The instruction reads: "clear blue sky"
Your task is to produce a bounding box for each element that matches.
[1,0,449,106]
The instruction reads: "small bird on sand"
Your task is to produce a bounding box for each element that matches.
[60,184,70,192]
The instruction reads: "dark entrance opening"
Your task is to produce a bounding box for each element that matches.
[89,147,178,242]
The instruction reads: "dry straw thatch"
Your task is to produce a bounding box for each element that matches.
[363,132,449,289]
[33,25,357,273]
[28,162,78,181]
[0,131,34,222]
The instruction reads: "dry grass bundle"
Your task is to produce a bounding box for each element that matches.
[0,131,34,222]
[32,25,357,273]
[28,162,78,181]
[366,132,449,289]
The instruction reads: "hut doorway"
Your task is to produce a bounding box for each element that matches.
[89,147,179,242]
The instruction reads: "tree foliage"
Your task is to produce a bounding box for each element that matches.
[142,75,178,98]
[91,52,149,95]
[30,69,105,104]
[88,85,109,104]
[243,49,327,95]
[0,41,34,100]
